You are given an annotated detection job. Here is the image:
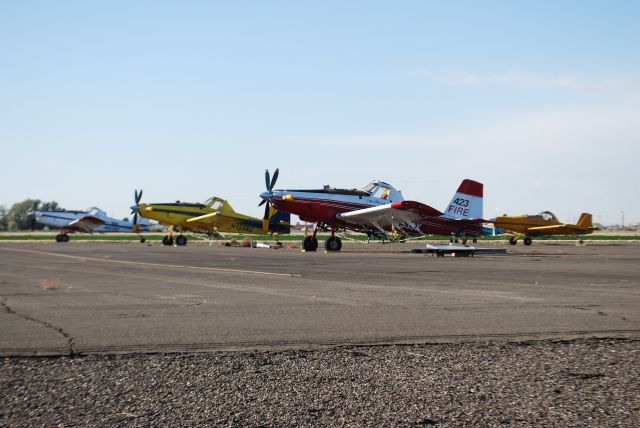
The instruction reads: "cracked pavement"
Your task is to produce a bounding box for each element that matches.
[0,241,639,356]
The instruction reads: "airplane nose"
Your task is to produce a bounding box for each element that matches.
[259,191,272,200]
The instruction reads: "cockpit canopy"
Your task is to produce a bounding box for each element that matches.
[539,211,558,222]
[204,197,225,210]
[362,180,404,202]
[86,207,107,217]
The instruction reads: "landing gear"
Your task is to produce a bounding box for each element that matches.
[175,235,187,246]
[302,222,321,252]
[523,237,532,246]
[509,237,518,245]
[162,235,174,246]
[302,236,318,252]
[139,237,146,243]
[472,238,478,243]
[55,233,69,243]
[325,236,342,252]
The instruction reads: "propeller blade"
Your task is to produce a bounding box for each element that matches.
[134,189,143,204]
[264,170,271,191]
[133,212,138,225]
[269,168,279,191]
[258,199,266,207]
[264,203,270,221]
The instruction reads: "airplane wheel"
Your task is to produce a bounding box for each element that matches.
[55,234,63,243]
[302,236,318,252]
[162,235,174,246]
[472,238,478,243]
[523,237,532,246]
[176,236,187,246]
[509,237,517,245]
[140,237,146,243]
[62,234,70,242]
[325,236,342,252]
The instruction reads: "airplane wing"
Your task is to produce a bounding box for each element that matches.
[186,212,224,228]
[67,216,106,233]
[186,211,251,230]
[526,224,591,235]
[336,201,443,229]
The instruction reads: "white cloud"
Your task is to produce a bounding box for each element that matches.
[291,103,640,224]
[412,69,480,86]
[415,69,640,91]
[42,159,63,169]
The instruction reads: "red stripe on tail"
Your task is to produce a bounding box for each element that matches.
[457,179,483,197]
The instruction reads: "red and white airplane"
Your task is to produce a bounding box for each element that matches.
[259,169,485,251]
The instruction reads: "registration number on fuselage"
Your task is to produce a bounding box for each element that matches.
[231,222,256,233]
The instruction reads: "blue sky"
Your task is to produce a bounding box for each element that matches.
[1,1,638,225]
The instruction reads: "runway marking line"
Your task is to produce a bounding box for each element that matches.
[0,247,300,278]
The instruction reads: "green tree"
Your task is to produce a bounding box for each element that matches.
[5,199,62,230]
[0,205,7,231]
[6,199,40,230]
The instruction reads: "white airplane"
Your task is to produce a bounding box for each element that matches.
[30,206,152,242]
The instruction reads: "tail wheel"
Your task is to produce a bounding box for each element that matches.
[162,235,174,246]
[509,237,517,245]
[176,236,187,246]
[302,236,318,252]
[523,237,533,246]
[325,236,342,252]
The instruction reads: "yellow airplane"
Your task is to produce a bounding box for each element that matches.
[130,190,290,246]
[493,211,598,245]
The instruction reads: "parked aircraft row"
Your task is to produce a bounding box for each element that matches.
[30,169,598,249]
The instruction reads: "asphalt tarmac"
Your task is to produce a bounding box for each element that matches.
[1,241,638,356]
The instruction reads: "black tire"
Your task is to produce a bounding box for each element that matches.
[472,238,478,243]
[162,235,174,246]
[325,236,342,252]
[140,237,146,243]
[509,237,518,245]
[55,234,63,243]
[302,236,318,252]
[176,235,187,246]
[60,234,69,243]
[523,237,533,246]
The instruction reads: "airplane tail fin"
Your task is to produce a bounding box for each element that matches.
[443,179,483,219]
[268,207,291,234]
[576,213,593,229]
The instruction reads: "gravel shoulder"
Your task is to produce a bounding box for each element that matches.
[2,339,638,427]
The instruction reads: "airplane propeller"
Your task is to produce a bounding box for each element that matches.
[131,189,143,226]
[260,168,279,231]
[29,201,39,231]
